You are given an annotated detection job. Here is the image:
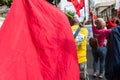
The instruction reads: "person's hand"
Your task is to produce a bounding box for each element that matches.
[79,22,83,27]
[90,11,93,17]
[73,17,79,24]
[83,17,86,21]
[106,9,109,16]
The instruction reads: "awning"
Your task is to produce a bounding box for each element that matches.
[95,1,115,9]
[95,1,115,14]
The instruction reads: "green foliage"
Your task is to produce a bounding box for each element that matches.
[3,0,12,7]
[0,0,12,7]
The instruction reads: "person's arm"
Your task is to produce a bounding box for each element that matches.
[90,12,96,26]
[107,20,117,29]
[79,17,86,27]
[106,9,117,28]
[82,17,86,26]
[104,29,111,38]
[106,9,110,20]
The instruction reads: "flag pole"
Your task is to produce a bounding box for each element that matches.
[84,0,86,18]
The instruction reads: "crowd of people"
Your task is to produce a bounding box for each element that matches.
[89,9,120,80]
[66,4,120,80]
[0,0,120,80]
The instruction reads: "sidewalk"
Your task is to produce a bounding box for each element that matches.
[0,17,4,28]
[88,68,106,80]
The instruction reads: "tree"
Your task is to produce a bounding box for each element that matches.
[0,0,12,7]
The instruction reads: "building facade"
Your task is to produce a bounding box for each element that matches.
[91,0,116,20]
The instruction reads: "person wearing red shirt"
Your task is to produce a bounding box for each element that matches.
[105,8,120,80]
[106,9,117,29]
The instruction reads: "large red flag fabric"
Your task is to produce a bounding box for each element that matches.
[0,0,80,80]
[68,0,85,17]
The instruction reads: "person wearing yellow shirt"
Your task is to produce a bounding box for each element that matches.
[71,17,89,80]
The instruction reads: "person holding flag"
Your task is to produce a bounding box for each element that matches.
[68,16,89,80]
[106,8,117,29]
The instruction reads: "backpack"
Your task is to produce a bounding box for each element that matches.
[89,37,99,48]
[73,26,84,46]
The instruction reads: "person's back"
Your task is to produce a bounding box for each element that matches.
[71,23,89,80]
[105,8,120,80]
[77,26,88,63]
[90,13,111,79]
[105,25,120,80]
[72,25,88,63]
[92,18,111,46]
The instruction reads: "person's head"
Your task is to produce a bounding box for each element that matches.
[95,18,106,29]
[65,13,79,26]
[115,19,120,24]
[69,17,79,26]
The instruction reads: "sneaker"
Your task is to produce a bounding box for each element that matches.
[92,72,97,78]
[98,74,104,79]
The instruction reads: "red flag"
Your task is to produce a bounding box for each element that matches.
[89,7,97,19]
[80,0,85,9]
[118,8,120,15]
[93,14,97,19]
[0,0,80,80]
[67,0,85,17]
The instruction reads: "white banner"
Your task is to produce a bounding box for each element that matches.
[115,0,120,9]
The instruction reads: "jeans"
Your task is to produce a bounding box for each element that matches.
[92,46,107,74]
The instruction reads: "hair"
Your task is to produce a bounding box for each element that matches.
[66,16,78,26]
[95,18,106,29]
[115,19,120,25]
